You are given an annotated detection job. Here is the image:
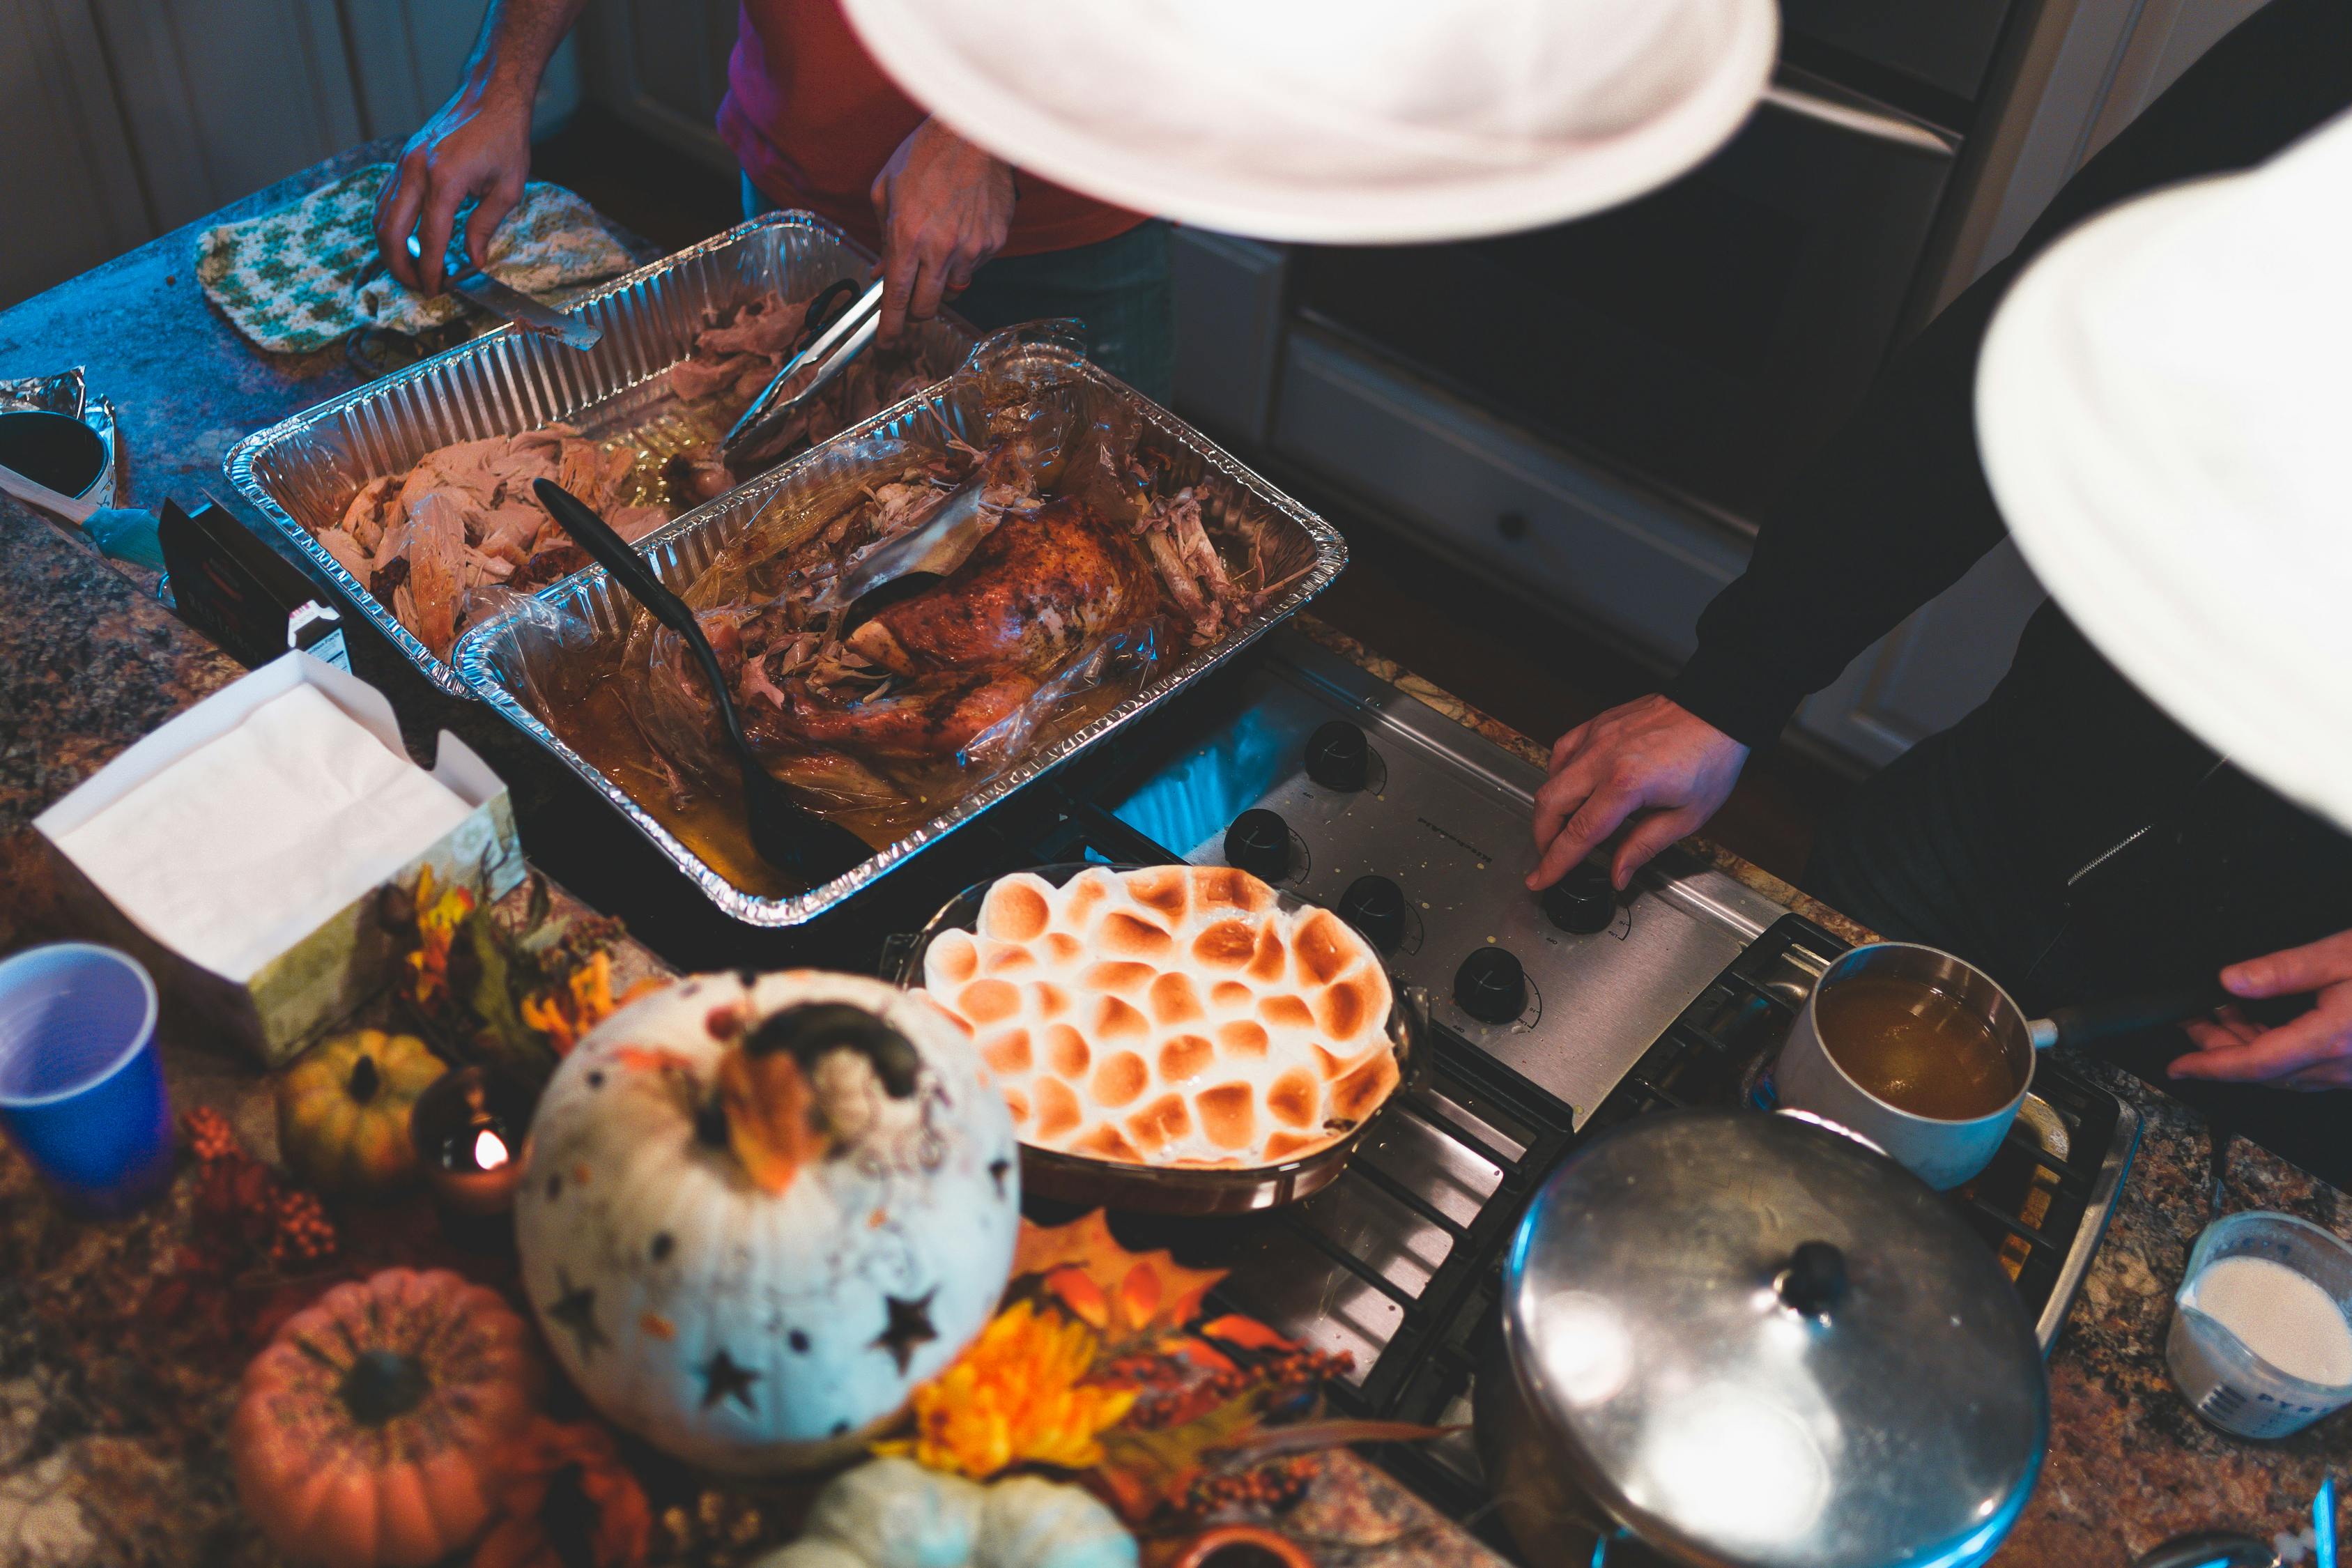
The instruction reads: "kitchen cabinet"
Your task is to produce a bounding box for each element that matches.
[0,0,576,309]
[338,4,583,148]
[578,0,741,171]
[1267,327,1752,672]
[1178,227,2042,771]
[0,0,149,306]
[1790,541,2044,764]
[1259,312,2043,768]
[1169,229,1285,449]
[87,0,364,234]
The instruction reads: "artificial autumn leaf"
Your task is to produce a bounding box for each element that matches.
[1200,1314,1299,1353]
[1157,1335,1240,1376]
[1093,1390,1267,1524]
[456,908,557,1082]
[716,1045,826,1194]
[1014,1211,1225,1348]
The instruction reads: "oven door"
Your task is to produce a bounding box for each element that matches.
[1288,70,1958,522]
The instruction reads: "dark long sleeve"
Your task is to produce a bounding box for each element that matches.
[1666,0,2352,751]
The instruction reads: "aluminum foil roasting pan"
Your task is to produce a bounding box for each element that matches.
[223,213,971,698]
[452,345,1346,928]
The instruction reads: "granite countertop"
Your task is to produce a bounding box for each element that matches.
[2,147,2346,1568]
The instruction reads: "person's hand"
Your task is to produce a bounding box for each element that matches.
[2171,930,2352,1089]
[869,118,1016,344]
[1527,695,1748,892]
[374,78,534,296]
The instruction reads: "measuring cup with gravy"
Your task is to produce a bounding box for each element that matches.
[1776,943,2036,1189]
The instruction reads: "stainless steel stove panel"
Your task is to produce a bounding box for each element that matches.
[1075,630,2137,1533]
[1109,634,1788,1123]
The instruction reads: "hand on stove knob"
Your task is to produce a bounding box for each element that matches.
[1528,695,1748,893]
[2172,928,2352,1090]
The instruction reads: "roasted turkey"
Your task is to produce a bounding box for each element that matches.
[605,339,1312,840]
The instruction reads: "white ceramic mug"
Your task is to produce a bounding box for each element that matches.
[1775,942,2036,1190]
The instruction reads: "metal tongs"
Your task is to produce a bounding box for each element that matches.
[721,277,883,463]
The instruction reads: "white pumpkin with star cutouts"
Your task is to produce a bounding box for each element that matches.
[513,969,1020,1473]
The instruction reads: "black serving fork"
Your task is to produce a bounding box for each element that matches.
[531,479,872,884]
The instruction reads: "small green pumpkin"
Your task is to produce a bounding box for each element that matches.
[277,1029,447,1194]
[754,1460,1135,1568]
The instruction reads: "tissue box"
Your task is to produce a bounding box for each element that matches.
[33,652,525,1066]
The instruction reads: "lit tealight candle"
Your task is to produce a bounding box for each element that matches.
[410,1066,531,1217]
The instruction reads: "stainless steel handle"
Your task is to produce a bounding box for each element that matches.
[723,277,884,456]
[1762,83,1957,157]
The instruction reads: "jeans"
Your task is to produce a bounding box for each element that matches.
[739,175,1175,403]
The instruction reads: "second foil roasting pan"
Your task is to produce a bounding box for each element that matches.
[224,213,970,698]
[452,342,1346,928]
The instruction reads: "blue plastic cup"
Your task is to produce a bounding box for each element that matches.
[0,944,173,1215]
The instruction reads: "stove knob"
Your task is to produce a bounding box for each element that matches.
[1224,808,1293,883]
[1305,720,1370,792]
[1454,946,1527,1024]
[1337,875,1407,955]
[1542,863,1618,935]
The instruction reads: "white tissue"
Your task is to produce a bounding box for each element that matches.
[52,683,474,981]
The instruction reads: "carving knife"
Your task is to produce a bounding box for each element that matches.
[404,236,602,351]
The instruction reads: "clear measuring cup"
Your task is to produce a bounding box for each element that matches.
[2168,1210,2352,1439]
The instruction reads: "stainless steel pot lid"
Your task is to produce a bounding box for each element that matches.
[1499,1107,2047,1568]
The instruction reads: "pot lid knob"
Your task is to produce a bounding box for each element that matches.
[1776,1240,1849,1318]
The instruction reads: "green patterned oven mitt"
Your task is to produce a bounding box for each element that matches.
[195,164,633,355]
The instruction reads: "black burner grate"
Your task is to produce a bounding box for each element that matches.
[978,804,2125,1546]
[1592,913,2123,1331]
[1329,915,2124,1539]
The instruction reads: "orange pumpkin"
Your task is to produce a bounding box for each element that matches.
[231,1268,540,1568]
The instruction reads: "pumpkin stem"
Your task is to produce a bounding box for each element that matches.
[339,1348,429,1427]
[714,1045,825,1196]
[747,1004,921,1098]
[347,1054,381,1105]
[694,1096,732,1150]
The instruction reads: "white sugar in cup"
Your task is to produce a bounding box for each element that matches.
[2167,1210,2352,1439]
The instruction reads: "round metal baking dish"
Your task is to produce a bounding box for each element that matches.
[884,861,1428,1215]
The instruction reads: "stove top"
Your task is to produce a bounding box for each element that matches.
[554,626,2139,1542]
[1006,630,2140,1540]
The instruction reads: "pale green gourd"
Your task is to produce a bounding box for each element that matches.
[804,1459,984,1568]
[755,1543,873,1568]
[755,1460,1137,1568]
[977,1475,1137,1568]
